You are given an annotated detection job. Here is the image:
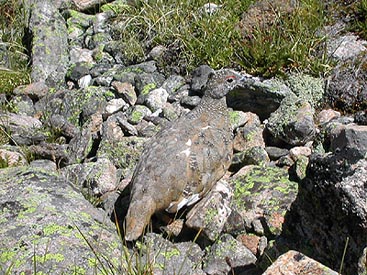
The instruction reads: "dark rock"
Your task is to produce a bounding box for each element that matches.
[28,142,69,167]
[226,76,293,120]
[67,113,102,164]
[47,114,80,139]
[265,146,289,161]
[67,62,91,82]
[231,146,269,171]
[355,110,367,125]
[330,124,367,161]
[283,155,367,275]
[326,59,367,114]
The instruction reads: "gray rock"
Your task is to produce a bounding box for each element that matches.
[263,250,339,275]
[226,76,293,120]
[0,113,45,145]
[62,157,118,197]
[97,136,146,177]
[116,115,138,136]
[0,166,124,274]
[233,116,264,152]
[327,34,367,61]
[105,98,128,115]
[180,95,201,108]
[29,159,57,170]
[230,165,298,236]
[8,95,35,116]
[139,233,205,275]
[67,113,102,164]
[186,180,233,241]
[231,146,269,170]
[127,105,152,125]
[29,0,68,87]
[161,74,186,95]
[190,65,214,93]
[69,46,94,64]
[330,124,367,160]
[145,87,169,112]
[265,146,289,161]
[203,234,257,275]
[135,72,166,104]
[266,95,316,146]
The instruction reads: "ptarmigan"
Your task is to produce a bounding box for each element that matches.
[124,69,245,241]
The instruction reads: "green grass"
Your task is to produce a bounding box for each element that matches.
[0,0,29,71]
[111,0,330,77]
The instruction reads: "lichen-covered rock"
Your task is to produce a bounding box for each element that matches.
[97,136,146,177]
[203,234,257,275]
[266,95,316,146]
[230,165,298,236]
[0,147,27,167]
[62,157,118,198]
[29,0,69,87]
[186,180,233,241]
[286,73,324,108]
[0,166,124,275]
[138,233,205,275]
[263,250,339,275]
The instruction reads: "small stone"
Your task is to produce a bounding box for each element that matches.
[265,146,289,161]
[105,98,128,115]
[127,105,152,125]
[78,74,92,88]
[317,109,341,125]
[111,81,137,106]
[13,81,49,100]
[289,146,312,161]
[180,95,201,108]
[237,234,261,256]
[148,45,168,61]
[145,87,169,112]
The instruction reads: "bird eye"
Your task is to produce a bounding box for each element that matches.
[226,76,235,83]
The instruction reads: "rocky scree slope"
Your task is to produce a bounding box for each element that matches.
[0,0,366,274]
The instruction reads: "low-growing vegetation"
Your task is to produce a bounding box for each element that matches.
[112,0,331,76]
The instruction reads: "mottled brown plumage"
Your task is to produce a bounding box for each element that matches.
[124,69,245,241]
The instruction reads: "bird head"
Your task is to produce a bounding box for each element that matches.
[204,69,246,99]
